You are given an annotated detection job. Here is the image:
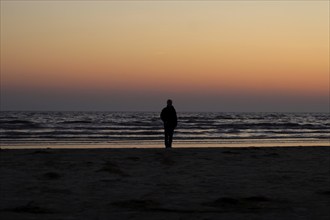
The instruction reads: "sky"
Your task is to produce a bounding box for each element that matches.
[1,0,329,112]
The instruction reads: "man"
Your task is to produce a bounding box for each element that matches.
[160,99,177,148]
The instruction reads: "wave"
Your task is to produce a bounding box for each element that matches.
[0,119,41,129]
[1,111,329,145]
[59,120,93,124]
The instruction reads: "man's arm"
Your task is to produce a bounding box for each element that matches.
[173,109,178,128]
[160,109,165,122]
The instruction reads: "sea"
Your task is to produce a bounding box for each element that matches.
[0,111,329,148]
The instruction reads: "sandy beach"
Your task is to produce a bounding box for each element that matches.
[1,146,329,220]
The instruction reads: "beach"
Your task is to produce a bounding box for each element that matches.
[1,146,330,220]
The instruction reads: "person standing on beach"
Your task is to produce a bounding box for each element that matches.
[161,99,178,148]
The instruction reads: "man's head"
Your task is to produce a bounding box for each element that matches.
[167,99,173,106]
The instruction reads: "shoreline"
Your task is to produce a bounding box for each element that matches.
[1,141,329,149]
[1,137,329,149]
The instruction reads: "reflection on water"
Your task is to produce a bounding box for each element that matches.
[1,111,329,148]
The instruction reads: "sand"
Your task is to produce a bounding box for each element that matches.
[1,147,330,220]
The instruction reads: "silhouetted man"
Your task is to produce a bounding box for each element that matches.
[161,99,177,148]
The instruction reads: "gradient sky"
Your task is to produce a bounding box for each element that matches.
[1,0,329,112]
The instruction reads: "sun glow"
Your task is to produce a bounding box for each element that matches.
[1,1,329,111]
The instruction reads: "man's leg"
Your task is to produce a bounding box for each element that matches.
[164,127,169,148]
[168,128,174,148]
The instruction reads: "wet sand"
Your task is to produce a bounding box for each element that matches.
[1,147,330,219]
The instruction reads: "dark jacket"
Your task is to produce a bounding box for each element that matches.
[161,106,177,128]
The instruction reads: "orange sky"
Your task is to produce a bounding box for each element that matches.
[1,1,329,111]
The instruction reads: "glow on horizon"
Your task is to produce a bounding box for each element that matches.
[1,1,329,111]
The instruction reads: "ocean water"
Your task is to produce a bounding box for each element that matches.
[0,111,329,148]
